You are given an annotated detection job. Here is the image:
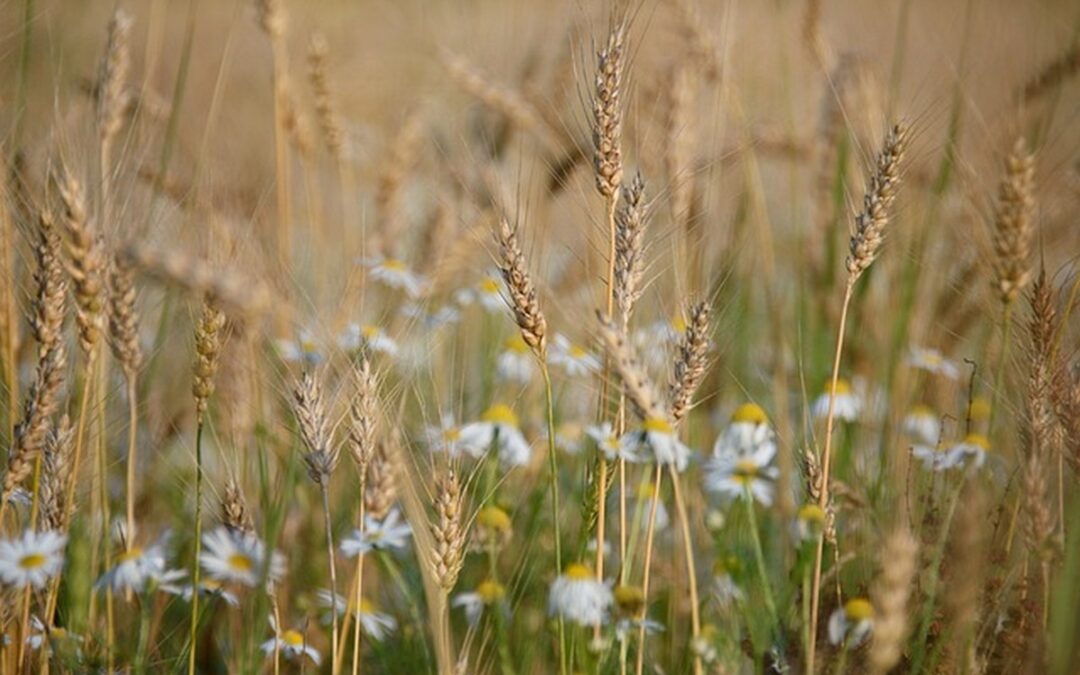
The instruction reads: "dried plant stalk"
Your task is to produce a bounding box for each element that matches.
[292,370,340,483]
[591,23,625,200]
[495,219,547,355]
[192,298,226,424]
[431,469,466,591]
[868,526,918,674]
[991,138,1036,307]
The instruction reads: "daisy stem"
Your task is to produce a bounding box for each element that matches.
[744,487,779,635]
[635,465,663,675]
[188,420,204,675]
[988,303,1013,435]
[832,644,850,675]
[134,591,152,674]
[808,278,855,674]
[668,466,702,675]
[126,372,138,552]
[540,363,568,675]
[322,484,340,675]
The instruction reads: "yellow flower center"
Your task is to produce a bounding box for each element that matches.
[18,553,47,570]
[382,259,407,272]
[643,417,673,434]
[442,427,461,443]
[830,379,852,395]
[569,344,588,359]
[301,339,317,353]
[482,404,518,427]
[282,630,305,648]
[361,325,380,339]
[118,547,144,563]
[908,404,935,419]
[731,402,768,425]
[671,314,687,334]
[480,277,501,294]
[563,563,593,581]
[614,585,645,616]
[476,506,512,532]
[969,397,991,421]
[227,553,254,572]
[732,458,760,483]
[797,504,826,525]
[963,433,990,451]
[359,598,376,614]
[504,334,529,353]
[713,555,742,576]
[476,579,506,603]
[845,598,874,621]
[921,351,943,365]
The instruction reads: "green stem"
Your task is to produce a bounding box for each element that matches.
[541,363,567,675]
[188,421,204,675]
[745,487,779,635]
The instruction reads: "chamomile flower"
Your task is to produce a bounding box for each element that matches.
[947,433,991,469]
[792,504,827,543]
[908,347,960,380]
[362,257,427,297]
[96,538,185,594]
[0,530,67,589]
[911,443,958,471]
[340,508,412,556]
[548,334,601,376]
[424,414,464,457]
[902,405,941,446]
[712,557,745,609]
[632,481,669,531]
[402,302,460,330]
[458,404,532,467]
[587,422,644,463]
[276,330,323,365]
[199,526,285,587]
[615,616,665,642]
[473,505,513,549]
[357,599,397,641]
[452,579,506,625]
[713,403,775,459]
[261,617,321,666]
[455,275,506,312]
[548,563,613,626]
[621,417,693,472]
[828,598,874,647]
[169,578,240,607]
[704,443,779,506]
[691,624,720,663]
[551,421,585,455]
[811,378,862,422]
[496,335,535,383]
[26,616,82,654]
[340,323,399,357]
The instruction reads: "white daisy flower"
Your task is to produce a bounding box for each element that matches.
[713,403,775,460]
[276,330,323,365]
[168,578,240,607]
[199,527,285,587]
[452,579,506,626]
[712,557,746,609]
[620,418,692,472]
[908,347,960,380]
[401,303,460,330]
[550,421,585,456]
[704,443,778,506]
[357,599,397,641]
[0,530,67,589]
[792,504,828,544]
[424,414,464,458]
[458,404,532,467]
[548,563,613,626]
[25,616,82,654]
[828,598,874,647]
[261,617,321,666]
[615,617,665,642]
[902,405,941,446]
[811,378,862,422]
[947,433,991,470]
[362,257,427,297]
[455,275,505,313]
[911,443,959,472]
[97,537,185,594]
[548,334,601,377]
[339,323,399,357]
[496,335,535,383]
[340,508,412,556]
[586,422,645,463]
[631,481,669,531]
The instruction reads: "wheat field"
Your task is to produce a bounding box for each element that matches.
[0,0,1078,672]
